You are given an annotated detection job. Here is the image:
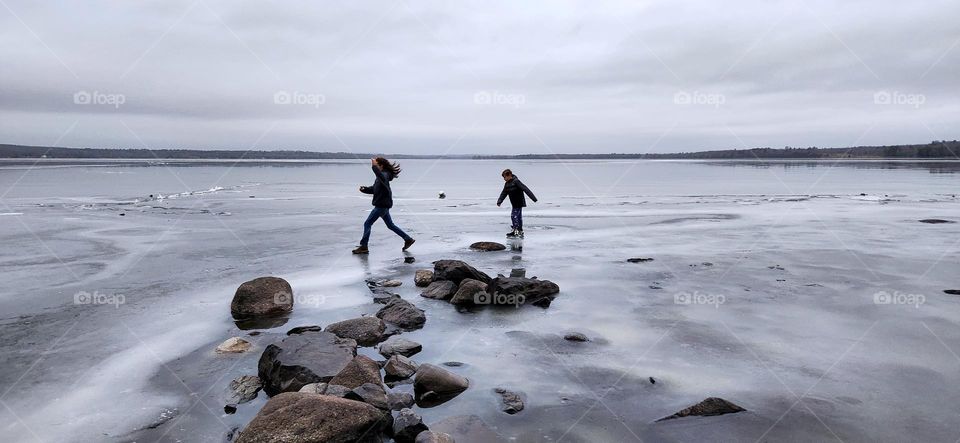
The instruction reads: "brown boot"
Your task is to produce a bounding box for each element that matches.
[402,238,416,251]
[352,245,369,254]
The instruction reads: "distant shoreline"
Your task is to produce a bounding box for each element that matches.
[1,140,957,160]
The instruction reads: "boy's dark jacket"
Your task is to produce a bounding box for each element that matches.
[360,165,394,208]
[498,176,537,208]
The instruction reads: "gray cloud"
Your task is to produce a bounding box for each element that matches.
[0,0,957,154]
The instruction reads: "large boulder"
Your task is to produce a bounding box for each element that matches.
[487,275,560,307]
[379,337,423,358]
[376,298,426,329]
[231,277,294,319]
[235,393,389,443]
[325,317,386,347]
[432,260,491,285]
[257,331,357,396]
[656,397,746,421]
[329,355,383,389]
[393,408,429,443]
[414,363,469,407]
[421,281,457,300]
[449,279,488,305]
[414,270,434,287]
[469,241,506,251]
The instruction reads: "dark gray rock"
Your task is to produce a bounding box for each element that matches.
[376,298,426,329]
[286,325,322,335]
[415,269,434,287]
[627,257,654,263]
[257,331,357,395]
[919,219,955,224]
[486,275,560,307]
[387,391,415,410]
[449,279,489,305]
[421,280,457,300]
[329,355,383,389]
[393,408,428,443]
[469,241,506,251]
[225,375,262,405]
[384,354,418,380]
[414,363,469,407]
[235,393,389,443]
[494,388,524,414]
[345,382,389,410]
[372,289,401,304]
[325,316,386,347]
[656,397,746,421]
[564,332,589,342]
[379,336,423,358]
[231,277,293,319]
[433,260,492,285]
[944,289,960,295]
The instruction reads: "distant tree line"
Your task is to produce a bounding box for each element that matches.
[1,140,957,160]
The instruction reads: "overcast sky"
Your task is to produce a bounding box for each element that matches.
[1,0,958,154]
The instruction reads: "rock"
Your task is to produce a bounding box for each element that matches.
[235,393,389,443]
[421,280,457,300]
[563,332,589,342]
[372,289,400,304]
[257,331,357,395]
[393,408,429,443]
[509,268,526,278]
[286,325,323,335]
[325,317,386,347]
[494,388,524,414]
[384,354,418,380]
[442,361,464,367]
[231,276,294,319]
[329,355,383,389]
[919,219,955,224]
[345,382,389,410]
[944,289,960,295]
[449,279,489,305]
[387,391,415,410]
[414,363,469,407]
[430,415,504,443]
[416,431,455,443]
[297,382,327,394]
[405,256,416,264]
[432,260,492,285]
[383,280,403,287]
[376,298,426,329]
[379,337,423,358]
[415,269,434,287]
[656,397,746,421]
[225,375,262,405]
[216,337,252,353]
[627,257,654,263]
[469,241,506,251]
[323,384,352,397]
[486,275,560,306]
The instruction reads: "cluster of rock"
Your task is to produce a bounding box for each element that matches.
[417,259,560,308]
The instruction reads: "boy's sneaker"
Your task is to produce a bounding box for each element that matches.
[402,238,416,251]
[506,230,518,237]
[352,246,369,254]
[517,230,525,238]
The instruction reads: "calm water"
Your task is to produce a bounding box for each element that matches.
[0,159,958,442]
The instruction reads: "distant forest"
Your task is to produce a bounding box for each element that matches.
[0,140,957,160]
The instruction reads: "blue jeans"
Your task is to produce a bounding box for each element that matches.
[511,207,523,230]
[360,207,411,246]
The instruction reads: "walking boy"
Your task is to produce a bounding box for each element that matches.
[497,169,537,237]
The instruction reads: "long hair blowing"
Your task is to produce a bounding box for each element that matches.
[375,157,401,177]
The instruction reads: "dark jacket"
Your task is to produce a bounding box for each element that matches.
[498,176,537,208]
[360,165,394,208]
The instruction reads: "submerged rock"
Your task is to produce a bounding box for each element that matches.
[394,408,429,443]
[225,375,262,405]
[487,275,560,306]
[421,280,457,300]
[494,388,524,414]
[415,269,434,287]
[449,279,488,305]
[414,363,469,407]
[944,289,960,295]
[563,332,589,342]
[377,298,426,329]
[470,241,506,251]
[379,336,423,358]
[286,325,323,335]
[656,397,746,421]
[231,276,293,319]
[329,355,383,389]
[919,219,955,224]
[627,257,654,263]
[257,331,357,395]
[216,337,252,353]
[325,316,386,347]
[433,260,492,285]
[430,415,504,443]
[235,393,389,443]
[415,431,455,443]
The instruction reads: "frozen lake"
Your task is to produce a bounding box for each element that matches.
[0,158,958,442]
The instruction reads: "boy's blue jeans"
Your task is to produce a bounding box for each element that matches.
[360,207,411,246]
[511,207,523,230]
